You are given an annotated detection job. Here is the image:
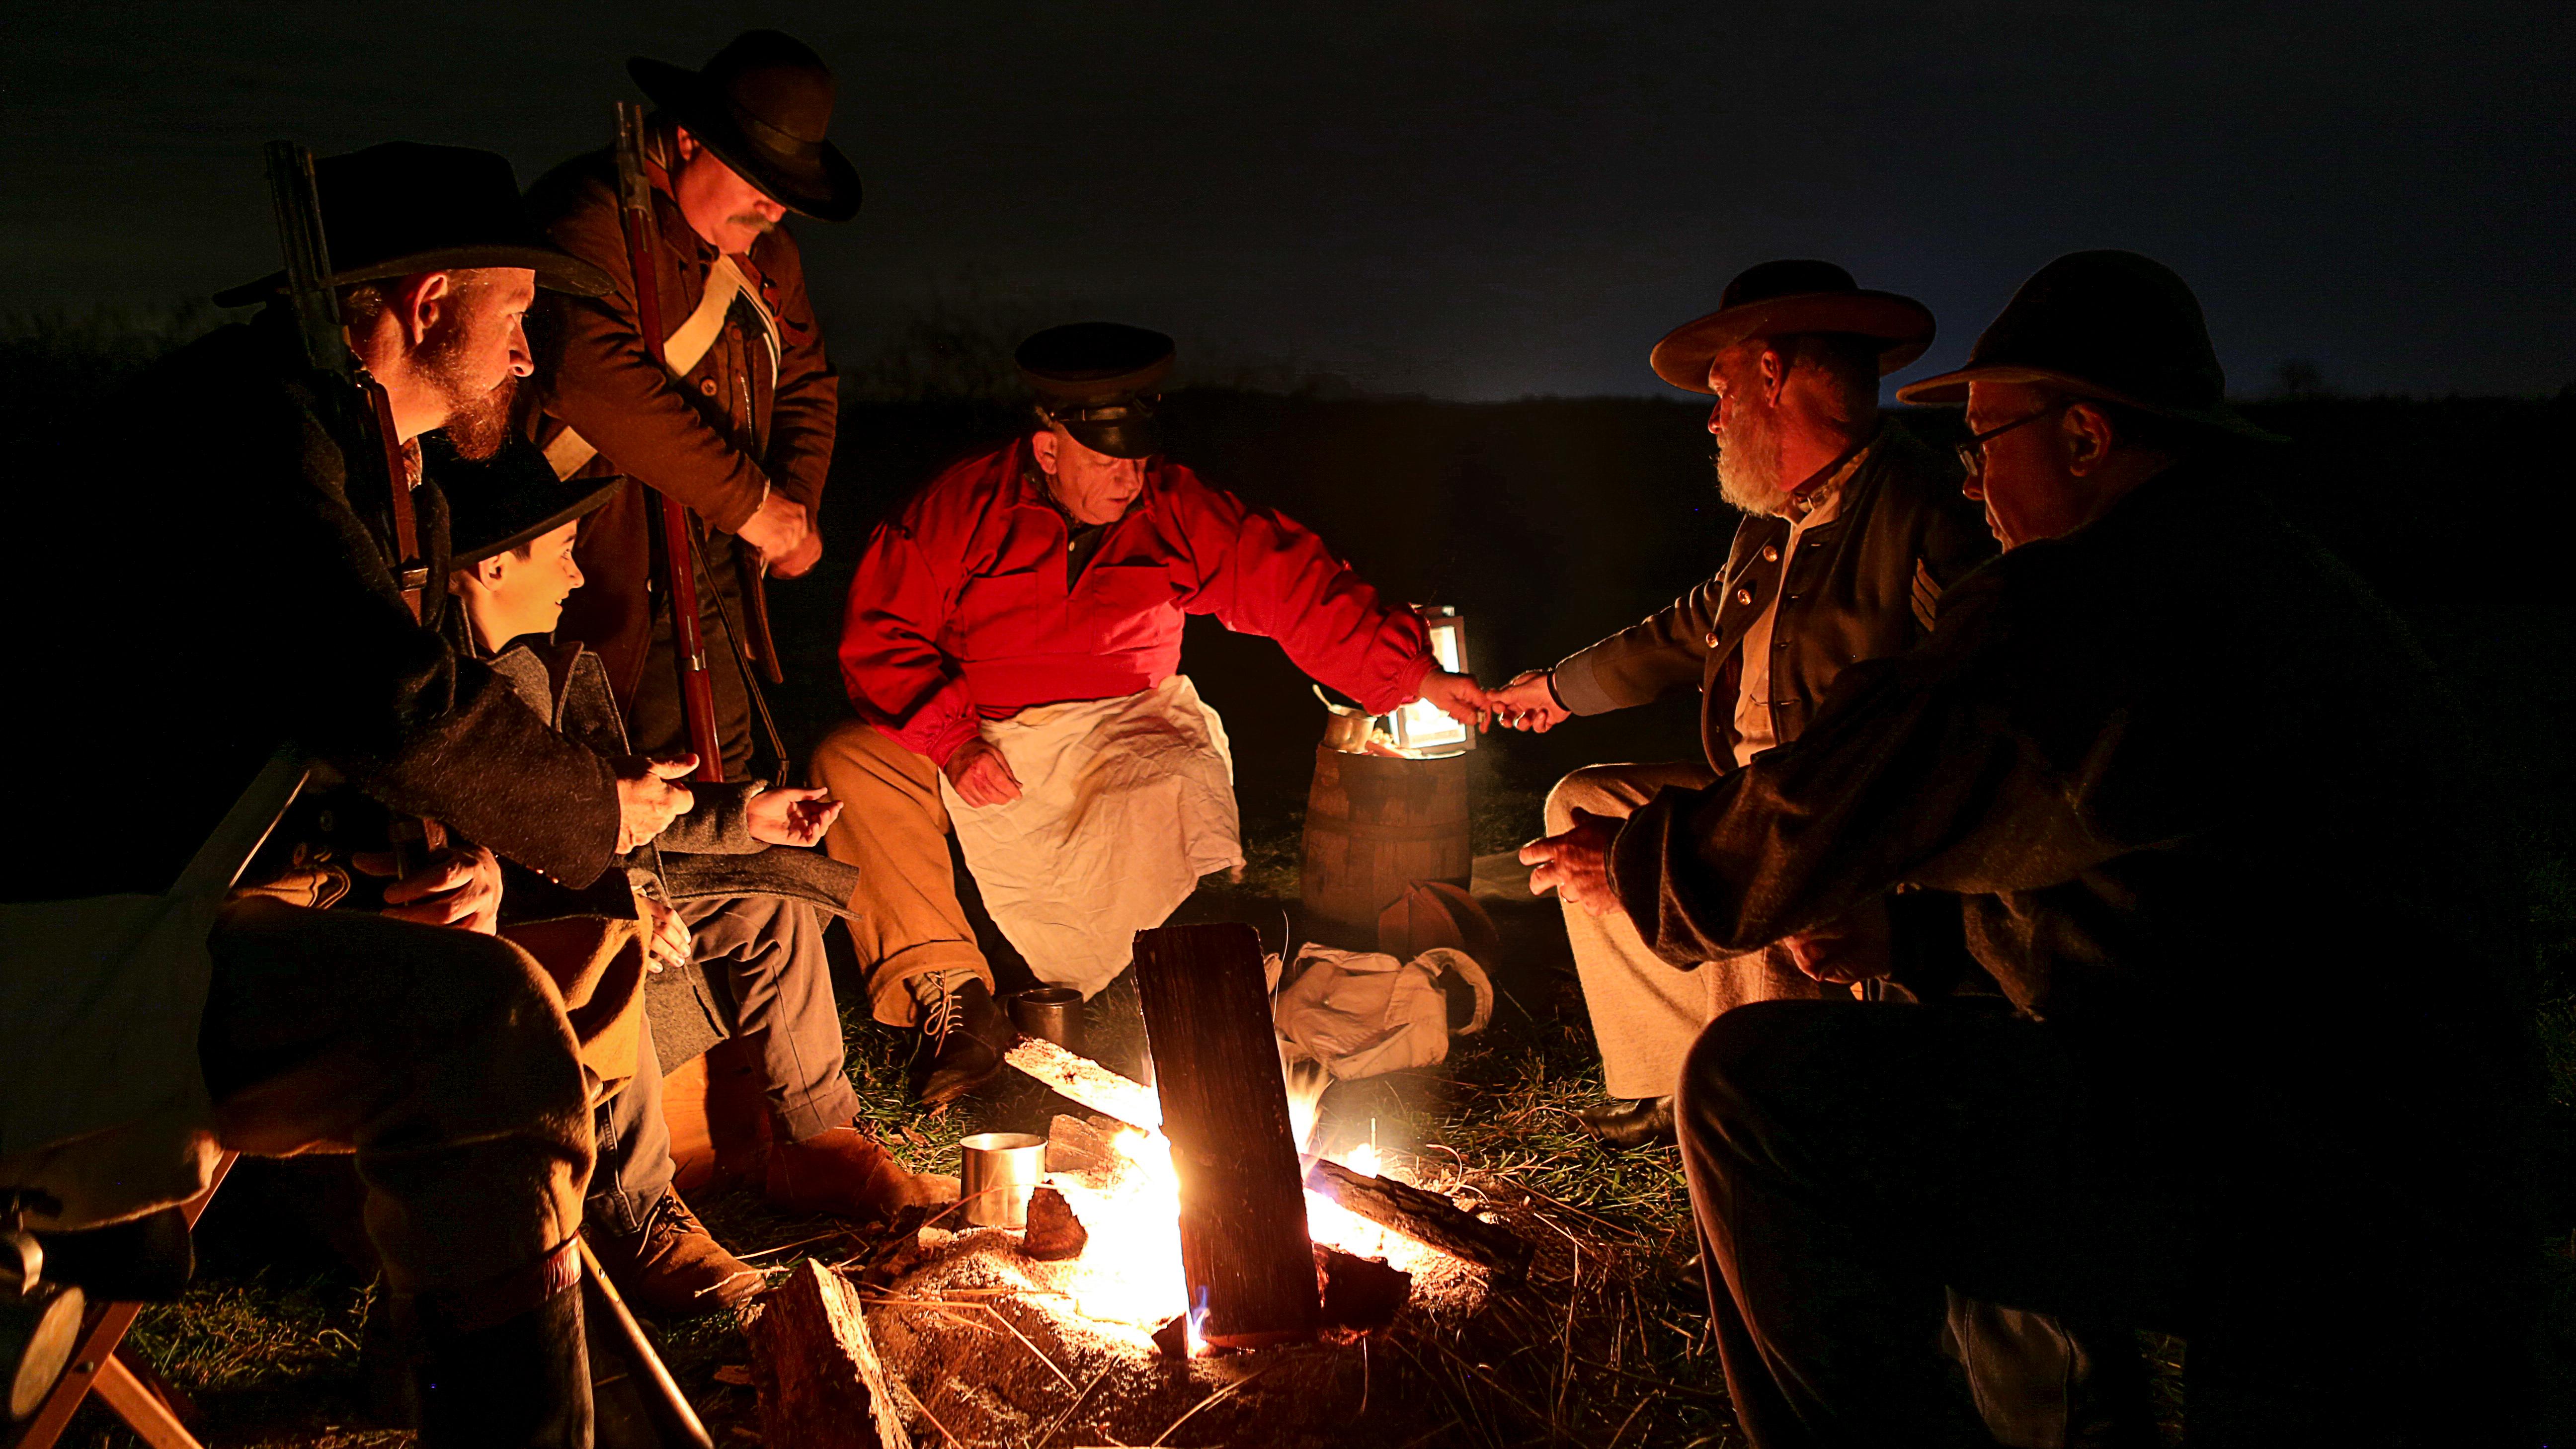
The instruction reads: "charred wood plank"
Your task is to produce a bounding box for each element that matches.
[1003,1039,1162,1130]
[1305,1159,1533,1278]
[1044,1113,1130,1175]
[1134,922,1321,1349]
[1314,1245,1412,1332]
[745,1260,913,1449]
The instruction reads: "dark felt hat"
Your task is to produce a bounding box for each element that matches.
[214,143,611,307]
[631,30,861,223]
[1649,259,1936,394]
[1017,322,1175,460]
[433,433,622,569]
[1896,250,2284,443]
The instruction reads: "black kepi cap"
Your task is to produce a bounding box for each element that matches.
[1016,322,1174,460]
[214,142,611,307]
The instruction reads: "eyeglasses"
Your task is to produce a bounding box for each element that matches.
[1955,403,2067,477]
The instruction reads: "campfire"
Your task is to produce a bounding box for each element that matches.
[743,923,1533,1448]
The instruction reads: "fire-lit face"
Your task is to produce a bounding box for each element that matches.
[1031,424,1148,526]
[1705,342,1792,517]
[454,519,585,651]
[1962,379,2092,551]
[670,128,788,256]
[413,268,536,459]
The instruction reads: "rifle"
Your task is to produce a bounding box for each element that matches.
[614,103,727,785]
[262,140,429,876]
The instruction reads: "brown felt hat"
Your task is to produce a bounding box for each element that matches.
[1895,250,2284,443]
[631,30,861,223]
[1649,259,1935,394]
[213,143,611,306]
[433,434,623,569]
[1017,322,1175,459]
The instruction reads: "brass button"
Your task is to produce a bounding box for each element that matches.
[1762,545,1779,563]
[699,378,719,396]
[1734,586,1754,605]
[1703,631,1720,647]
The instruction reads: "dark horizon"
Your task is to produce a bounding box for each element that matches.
[3,2,2566,402]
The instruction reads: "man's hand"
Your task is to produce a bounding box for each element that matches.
[768,526,824,578]
[617,754,699,851]
[639,894,692,973]
[746,785,844,847]
[1490,669,1569,733]
[1780,898,1894,985]
[737,493,810,561]
[1415,669,1494,730]
[1520,807,1624,916]
[356,831,503,935]
[942,735,1022,808]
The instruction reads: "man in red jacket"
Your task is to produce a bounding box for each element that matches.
[815,323,1491,1101]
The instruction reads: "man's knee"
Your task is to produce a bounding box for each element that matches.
[810,718,934,797]
[1544,765,1635,835]
[1678,1000,1846,1154]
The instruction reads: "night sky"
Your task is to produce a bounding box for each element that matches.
[4,1,2566,400]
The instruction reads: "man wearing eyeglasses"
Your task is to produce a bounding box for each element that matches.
[1525,251,2535,1444]
[1494,260,1995,1149]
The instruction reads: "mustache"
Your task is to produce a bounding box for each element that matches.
[726,213,779,236]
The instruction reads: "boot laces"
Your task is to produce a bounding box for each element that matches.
[920,969,964,1049]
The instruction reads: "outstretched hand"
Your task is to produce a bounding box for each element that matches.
[746,785,843,847]
[1520,807,1623,916]
[1415,669,1495,731]
[1490,669,1569,733]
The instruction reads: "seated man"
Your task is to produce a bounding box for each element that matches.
[815,323,1491,1101]
[1489,260,1994,1147]
[438,450,954,1316]
[1524,252,2537,1445]
[0,144,688,1447]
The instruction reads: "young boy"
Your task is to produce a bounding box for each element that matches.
[442,443,954,1314]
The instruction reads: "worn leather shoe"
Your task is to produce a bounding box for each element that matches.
[583,1190,760,1317]
[767,1126,960,1219]
[914,976,1017,1106]
[1576,1096,1676,1149]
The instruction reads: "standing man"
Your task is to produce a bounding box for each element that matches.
[1491,261,1994,1146]
[2,144,689,1447]
[815,323,1493,1103]
[1524,253,2536,1445]
[528,28,855,779]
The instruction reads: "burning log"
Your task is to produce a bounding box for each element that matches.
[1314,1246,1412,1332]
[1305,1159,1533,1279]
[745,1260,913,1449]
[1003,1037,1162,1129]
[1134,922,1323,1349]
[1021,1187,1089,1261]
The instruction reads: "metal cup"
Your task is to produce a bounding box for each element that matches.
[1010,986,1084,1054]
[959,1131,1047,1229]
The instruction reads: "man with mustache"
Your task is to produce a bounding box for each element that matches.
[1,143,693,1446]
[524,32,929,1225]
[1492,261,1995,1148]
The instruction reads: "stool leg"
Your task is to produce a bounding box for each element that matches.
[91,1353,202,1449]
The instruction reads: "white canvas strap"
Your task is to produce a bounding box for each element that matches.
[545,253,779,481]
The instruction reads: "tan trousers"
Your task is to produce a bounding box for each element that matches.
[1545,762,1824,1100]
[809,719,996,1026]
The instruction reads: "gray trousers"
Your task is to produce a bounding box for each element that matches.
[588,893,861,1231]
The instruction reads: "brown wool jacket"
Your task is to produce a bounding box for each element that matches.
[1551,418,1996,773]
[524,143,838,709]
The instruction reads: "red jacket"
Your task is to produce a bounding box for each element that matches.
[840,439,1435,764]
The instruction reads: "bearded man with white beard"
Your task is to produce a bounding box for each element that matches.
[1489,261,1995,1148]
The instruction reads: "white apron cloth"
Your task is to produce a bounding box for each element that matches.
[939,675,1244,998]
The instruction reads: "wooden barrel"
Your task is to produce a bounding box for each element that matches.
[1299,744,1472,947]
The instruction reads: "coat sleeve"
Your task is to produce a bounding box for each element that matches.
[534,176,773,535]
[756,239,836,514]
[1609,571,2124,965]
[646,782,762,854]
[1163,472,1434,714]
[1550,577,1725,716]
[836,517,983,765]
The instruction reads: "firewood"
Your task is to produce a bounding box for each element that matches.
[1304,1159,1533,1278]
[1044,1113,1130,1175]
[1134,922,1322,1349]
[745,1260,913,1449]
[1003,1038,1163,1129]
[1314,1245,1412,1332]
[1021,1187,1089,1261]
[1151,1312,1191,1359]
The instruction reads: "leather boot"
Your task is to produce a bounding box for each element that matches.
[411,1276,591,1449]
[767,1126,961,1219]
[1576,1096,1677,1149]
[583,1190,760,1317]
[913,976,1017,1106]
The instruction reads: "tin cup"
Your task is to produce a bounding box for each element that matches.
[1010,986,1084,1054]
[959,1131,1047,1229]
